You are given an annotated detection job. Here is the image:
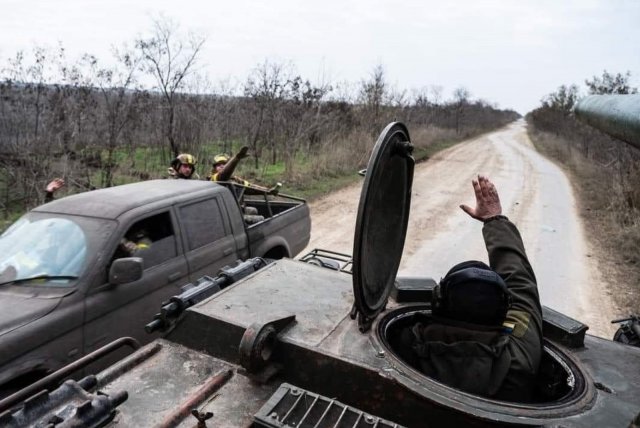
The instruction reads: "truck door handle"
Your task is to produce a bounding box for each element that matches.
[223,248,233,256]
[168,272,183,282]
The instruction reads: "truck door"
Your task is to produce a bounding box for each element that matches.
[82,210,188,362]
[177,196,239,281]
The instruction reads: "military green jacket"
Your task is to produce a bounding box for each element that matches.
[412,217,543,401]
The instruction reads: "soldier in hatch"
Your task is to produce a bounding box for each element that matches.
[403,175,543,402]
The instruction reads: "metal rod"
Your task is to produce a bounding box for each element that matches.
[297,395,319,425]
[281,389,305,424]
[155,369,233,428]
[0,337,140,413]
[313,399,335,428]
[97,342,162,387]
[351,412,363,428]
[332,406,348,428]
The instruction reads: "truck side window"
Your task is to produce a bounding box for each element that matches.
[179,198,227,251]
[113,212,177,269]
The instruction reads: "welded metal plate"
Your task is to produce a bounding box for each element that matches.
[352,122,414,323]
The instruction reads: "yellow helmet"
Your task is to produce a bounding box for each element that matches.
[171,153,196,171]
[175,153,196,166]
[213,154,229,166]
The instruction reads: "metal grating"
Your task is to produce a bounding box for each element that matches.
[254,383,404,428]
[299,249,354,274]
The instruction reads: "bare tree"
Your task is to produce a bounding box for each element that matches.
[244,60,292,168]
[586,70,638,95]
[429,85,443,106]
[452,86,471,134]
[136,17,205,157]
[359,64,387,133]
[85,45,142,187]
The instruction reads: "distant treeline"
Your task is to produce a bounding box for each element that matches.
[526,70,640,269]
[0,19,518,220]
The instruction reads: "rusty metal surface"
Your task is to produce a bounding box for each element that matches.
[0,376,127,428]
[0,336,140,413]
[98,340,280,428]
[99,340,231,427]
[156,369,232,428]
[183,370,280,428]
[253,383,406,427]
[191,259,354,347]
[91,257,640,427]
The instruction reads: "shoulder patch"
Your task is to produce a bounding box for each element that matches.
[502,321,515,334]
[505,310,531,338]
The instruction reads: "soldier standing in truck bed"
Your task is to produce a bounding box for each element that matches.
[403,175,543,402]
[209,146,280,196]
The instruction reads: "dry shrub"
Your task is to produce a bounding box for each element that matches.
[410,125,458,149]
[528,127,640,311]
[310,130,373,179]
[309,124,462,180]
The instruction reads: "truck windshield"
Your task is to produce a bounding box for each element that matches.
[0,216,89,286]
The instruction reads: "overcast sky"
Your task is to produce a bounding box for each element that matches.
[1,0,639,114]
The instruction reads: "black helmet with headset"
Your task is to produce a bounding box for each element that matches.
[432,260,511,326]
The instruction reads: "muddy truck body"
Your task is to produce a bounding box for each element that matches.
[3,95,640,427]
[0,180,310,393]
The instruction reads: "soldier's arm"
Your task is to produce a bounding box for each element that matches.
[460,175,542,330]
[44,178,65,202]
[483,218,542,323]
[217,146,249,182]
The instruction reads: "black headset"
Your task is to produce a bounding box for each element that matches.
[433,260,511,326]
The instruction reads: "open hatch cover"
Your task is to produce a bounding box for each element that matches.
[352,122,414,332]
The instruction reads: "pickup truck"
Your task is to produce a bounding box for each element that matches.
[0,179,310,391]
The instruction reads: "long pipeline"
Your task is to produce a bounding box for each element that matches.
[574,94,640,150]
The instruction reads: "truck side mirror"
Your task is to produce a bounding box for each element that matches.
[109,257,144,285]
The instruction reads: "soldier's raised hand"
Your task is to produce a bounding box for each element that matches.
[237,146,249,159]
[46,178,65,194]
[460,175,502,221]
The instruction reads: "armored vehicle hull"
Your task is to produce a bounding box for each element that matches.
[2,108,640,427]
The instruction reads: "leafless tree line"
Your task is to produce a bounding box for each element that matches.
[0,19,518,220]
[526,70,640,264]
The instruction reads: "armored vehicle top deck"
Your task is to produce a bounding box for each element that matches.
[2,99,640,428]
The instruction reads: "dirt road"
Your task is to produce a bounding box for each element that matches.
[303,120,617,338]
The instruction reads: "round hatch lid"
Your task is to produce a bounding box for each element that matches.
[352,122,414,331]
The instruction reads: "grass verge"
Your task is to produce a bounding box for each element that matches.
[527,127,639,315]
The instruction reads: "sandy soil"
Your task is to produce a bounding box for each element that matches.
[302,120,618,338]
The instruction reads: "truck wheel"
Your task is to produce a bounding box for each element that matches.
[263,247,288,260]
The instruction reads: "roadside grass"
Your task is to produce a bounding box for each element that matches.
[0,123,489,230]
[527,127,640,314]
[89,125,472,200]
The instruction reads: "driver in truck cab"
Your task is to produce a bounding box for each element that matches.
[401,175,543,402]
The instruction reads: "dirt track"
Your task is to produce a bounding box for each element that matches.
[303,120,618,338]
